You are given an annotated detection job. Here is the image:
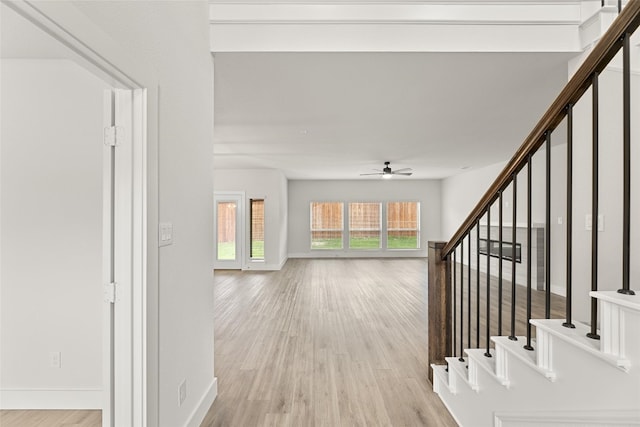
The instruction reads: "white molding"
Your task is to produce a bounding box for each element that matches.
[0,389,102,410]
[495,409,640,426]
[210,22,581,52]
[208,0,589,52]
[244,256,289,271]
[184,378,218,427]
[209,3,581,25]
[2,0,142,89]
[288,251,427,258]
[210,19,580,25]
[211,1,582,4]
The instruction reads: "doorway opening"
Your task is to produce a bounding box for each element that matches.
[214,192,245,270]
[1,3,147,426]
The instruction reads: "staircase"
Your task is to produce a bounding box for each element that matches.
[431,291,640,426]
[427,2,640,425]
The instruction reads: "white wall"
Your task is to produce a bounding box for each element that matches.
[52,2,217,426]
[213,169,288,270]
[288,179,441,258]
[441,161,508,241]
[1,60,106,407]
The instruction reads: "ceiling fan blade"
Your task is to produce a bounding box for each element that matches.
[393,172,413,176]
[360,172,383,176]
[393,168,412,173]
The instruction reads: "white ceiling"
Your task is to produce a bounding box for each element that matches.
[213,51,575,180]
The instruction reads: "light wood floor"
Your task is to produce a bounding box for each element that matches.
[5,258,536,426]
[0,410,101,427]
[201,258,457,427]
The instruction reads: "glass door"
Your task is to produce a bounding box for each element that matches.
[214,192,244,269]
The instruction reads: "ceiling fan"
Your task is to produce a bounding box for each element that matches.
[360,161,413,178]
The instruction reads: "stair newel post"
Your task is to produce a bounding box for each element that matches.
[460,238,465,362]
[452,249,457,358]
[509,173,518,341]
[428,241,453,384]
[589,72,602,340]
[545,130,552,319]
[476,220,481,348]
[468,233,472,349]
[498,191,503,336]
[485,206,492,357]
[525,153,535,351]
[619,32,636,296]
[564,104,576,329]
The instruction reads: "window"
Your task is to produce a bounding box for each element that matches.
[387,202,420,249]
[310,202,343,249]
[250,199,264,259]
[349,202,381,249]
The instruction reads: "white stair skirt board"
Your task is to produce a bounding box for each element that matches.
[433,292,640,427]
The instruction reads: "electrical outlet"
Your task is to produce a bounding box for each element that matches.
[178,379,187,407]
[50,351,61,368]
[159,222,173,247]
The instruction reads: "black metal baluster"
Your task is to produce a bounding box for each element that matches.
[619,33,635,296]
[545,131,552,319]
[453,248,457,357]
[460,239,465,361]
[485,206,492,357]
[498,191,503,336]
[564,104,576,329]
[618,0,622,13]
[468,232,472,349]
[588,73,602,340]
[525,154,534,350]
[477,220,481,348]
[509,174,518,341]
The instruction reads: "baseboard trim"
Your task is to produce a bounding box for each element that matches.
[494,409,640,426]
[0,388,102,409]
[185,377,217,427]
[241,257,288,271]
[288,252,427,259]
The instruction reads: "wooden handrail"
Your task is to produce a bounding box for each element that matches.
[442,0,640,258]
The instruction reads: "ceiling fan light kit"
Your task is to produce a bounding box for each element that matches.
[360,161,413,178]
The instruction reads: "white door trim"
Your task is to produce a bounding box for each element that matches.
[2,2,148,426]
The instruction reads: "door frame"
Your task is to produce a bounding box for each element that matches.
[3,2,148,426]
[214,191,245,270]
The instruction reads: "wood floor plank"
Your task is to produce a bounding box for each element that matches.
[0,410,101,427]
[201,258,458,426]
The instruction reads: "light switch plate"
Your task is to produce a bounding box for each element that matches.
[585,214,605,231]
[159,222,173,247]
